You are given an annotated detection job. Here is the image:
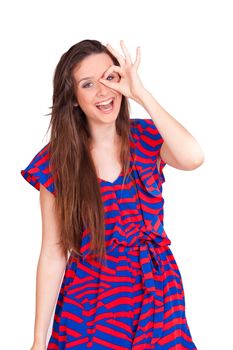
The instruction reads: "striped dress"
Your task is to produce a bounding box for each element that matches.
[21,118,197,349]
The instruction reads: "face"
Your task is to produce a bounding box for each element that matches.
[72,53,122,125]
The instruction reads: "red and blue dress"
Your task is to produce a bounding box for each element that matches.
[21,118,197,349]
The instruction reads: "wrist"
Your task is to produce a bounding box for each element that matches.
[132,88,152,106]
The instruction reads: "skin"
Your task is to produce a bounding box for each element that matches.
[73,40,205,176]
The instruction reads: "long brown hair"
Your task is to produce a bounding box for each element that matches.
[45,39,133,264]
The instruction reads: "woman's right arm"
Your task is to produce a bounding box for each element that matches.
[31,184,67,350]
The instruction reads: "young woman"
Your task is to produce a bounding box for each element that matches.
[21,39,203,349]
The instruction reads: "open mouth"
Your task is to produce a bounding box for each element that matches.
[95,98,114,113]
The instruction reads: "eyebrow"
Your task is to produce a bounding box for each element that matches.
[77,76,95,84]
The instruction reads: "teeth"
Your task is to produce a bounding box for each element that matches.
[96,98,113,106]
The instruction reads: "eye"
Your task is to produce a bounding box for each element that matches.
[106,73,120,81]
[83,82,93,88]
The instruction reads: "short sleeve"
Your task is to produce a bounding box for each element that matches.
[132,117,166,184]
[20,143,55,195]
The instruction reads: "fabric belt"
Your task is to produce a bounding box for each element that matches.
[117,238,166,343]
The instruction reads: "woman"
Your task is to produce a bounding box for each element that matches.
[21,39,203,349]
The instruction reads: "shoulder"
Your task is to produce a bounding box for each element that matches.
[20,142,55,195]
[130,117,164,154]
[130,117,161,137]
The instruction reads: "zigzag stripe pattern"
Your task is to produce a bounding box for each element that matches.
[21,118,197,349]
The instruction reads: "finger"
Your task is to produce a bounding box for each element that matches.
[120,40,133,65]
[134,46,141,70]
[98,78,120,92]
[102,65,123,79]
[106,43,125,67]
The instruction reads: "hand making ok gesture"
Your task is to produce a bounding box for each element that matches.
[99,40,146,102]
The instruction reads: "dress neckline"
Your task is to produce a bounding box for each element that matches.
[98,169,123,185]
[97,118,137,185]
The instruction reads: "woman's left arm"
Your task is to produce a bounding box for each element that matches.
[134,89,205,170]
[100,40,204,170]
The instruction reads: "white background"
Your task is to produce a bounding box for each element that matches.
[1,1,232,349]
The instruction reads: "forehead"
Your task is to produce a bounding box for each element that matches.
[73,53,114,80]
